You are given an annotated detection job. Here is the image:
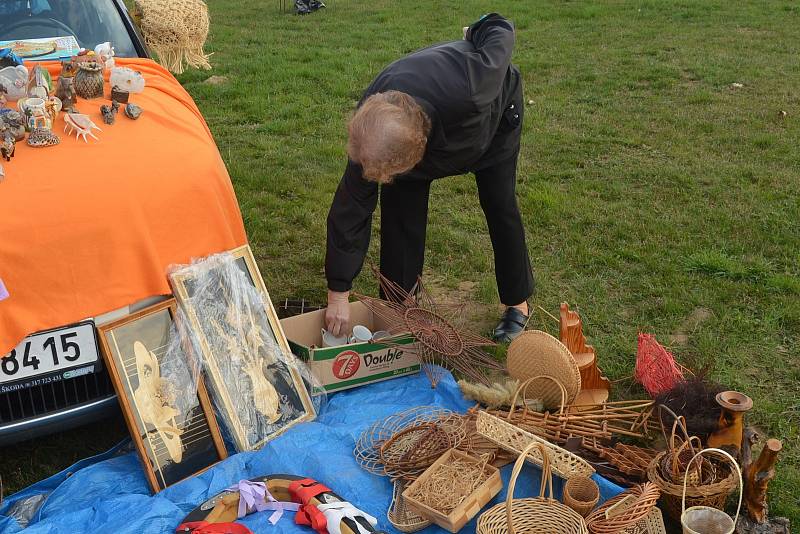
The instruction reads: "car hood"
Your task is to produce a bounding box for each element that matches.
[0,58,247,355]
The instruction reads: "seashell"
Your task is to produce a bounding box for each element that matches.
[27,127,60,147]
[94,42,116,70]
[0,65,28,101]
[110,67,145,94]
[124,103,143,120]
[63,112,101,142]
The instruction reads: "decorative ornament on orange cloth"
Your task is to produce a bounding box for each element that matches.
[27,127,60,147]
[63,113,101,142]
[74,60,105,99]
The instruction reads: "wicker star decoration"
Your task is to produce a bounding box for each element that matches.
[354,269,503,388]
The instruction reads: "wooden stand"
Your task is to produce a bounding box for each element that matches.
[742,430,782,524]
[560,302,611,405]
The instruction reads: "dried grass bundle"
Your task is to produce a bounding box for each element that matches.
[457,378,543,410]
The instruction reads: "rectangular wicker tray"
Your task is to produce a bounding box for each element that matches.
[402,449,502,533]
[475,410,595,479]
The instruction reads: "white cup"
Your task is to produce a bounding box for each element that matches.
[349,325,373,344]
[321,328,348,348]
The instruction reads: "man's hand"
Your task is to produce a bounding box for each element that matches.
[325,289,351,337]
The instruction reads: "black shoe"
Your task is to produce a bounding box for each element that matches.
[492,307,528,343]
[308,0,325,9]
[295,0,311,14]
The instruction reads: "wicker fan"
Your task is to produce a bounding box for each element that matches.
[354,269,503,388]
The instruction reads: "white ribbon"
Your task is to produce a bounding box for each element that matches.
[316,502,378,534]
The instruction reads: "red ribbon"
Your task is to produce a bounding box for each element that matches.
[289,478,334,534]
[294,503,329,534]
[175,521,253,534]
[289,478,332,504]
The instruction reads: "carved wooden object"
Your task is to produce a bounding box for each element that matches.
[560,302,611,404]
[742,428,782,524]
[708,390,753,456]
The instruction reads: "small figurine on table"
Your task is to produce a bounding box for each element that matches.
[27,64,53,99]
[56,59,79,113]
[1,130,14,161]
[100,101,119,125]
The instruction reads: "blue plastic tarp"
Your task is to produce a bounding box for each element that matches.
[0,371,624,533]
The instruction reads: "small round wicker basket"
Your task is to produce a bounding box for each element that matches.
[476,442,588,534]
[563,476,600,518]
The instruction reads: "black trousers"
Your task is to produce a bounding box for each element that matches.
[378,153,534,306]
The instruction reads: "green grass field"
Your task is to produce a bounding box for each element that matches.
[2,0,798,525]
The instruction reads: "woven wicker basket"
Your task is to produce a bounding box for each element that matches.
[506,330,582,407]
[647,452,736,521]
[477,442,588,534]
[388,480,432,533]
[585,483,665,534]
[680,449,743,534]
[563,476,600,517]
[475,410,595,479]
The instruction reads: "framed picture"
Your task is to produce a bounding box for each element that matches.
[170,244,316,451]
[98,299,227,493]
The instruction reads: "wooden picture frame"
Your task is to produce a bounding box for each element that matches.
[170,244,316,451]
[98,299,227,493]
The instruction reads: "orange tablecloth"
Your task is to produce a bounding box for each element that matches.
[0,59,247,355]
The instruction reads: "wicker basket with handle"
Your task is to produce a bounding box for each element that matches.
[477,441,588,534]
[648,409,736,521]
[476,409,595,479]
[585,483,665,534]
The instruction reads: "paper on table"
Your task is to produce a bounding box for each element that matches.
[0,36,80,61]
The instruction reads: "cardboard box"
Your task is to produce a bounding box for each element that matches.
[279,301,420,394]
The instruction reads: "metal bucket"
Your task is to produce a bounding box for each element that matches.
[680,448,742,534]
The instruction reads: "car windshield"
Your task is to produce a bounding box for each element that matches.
[0,0,137,58]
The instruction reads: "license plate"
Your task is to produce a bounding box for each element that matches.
[0,322,99,387]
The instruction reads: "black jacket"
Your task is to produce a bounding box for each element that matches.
[326,14,521,292]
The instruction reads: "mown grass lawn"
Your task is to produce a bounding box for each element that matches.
[180,0,799,519]
[4,0,799,525]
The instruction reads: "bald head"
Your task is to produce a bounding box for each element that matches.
[347,91,431,184]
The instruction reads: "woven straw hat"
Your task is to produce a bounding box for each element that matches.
[506,330,582,406]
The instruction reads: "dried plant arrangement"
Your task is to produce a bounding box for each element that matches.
[354,269,504,388]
